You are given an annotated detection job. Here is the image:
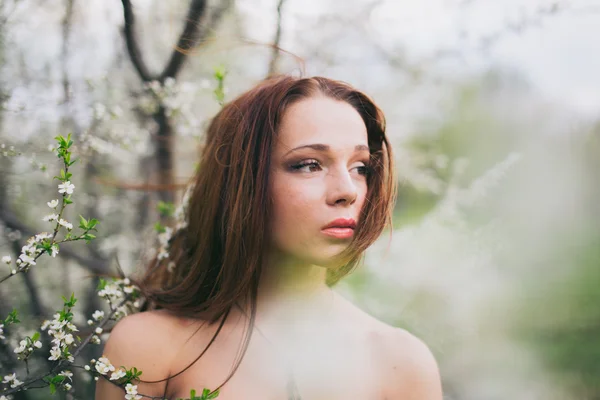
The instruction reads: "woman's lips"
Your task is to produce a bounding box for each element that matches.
[321,227,355,239]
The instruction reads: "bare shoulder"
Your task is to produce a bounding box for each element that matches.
[95,309,198,399]
[375,326,443,400]
[332,294,442,398]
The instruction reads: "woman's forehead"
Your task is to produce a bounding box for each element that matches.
[275,97,368,153]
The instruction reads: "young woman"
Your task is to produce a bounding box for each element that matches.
[95,75,443,399]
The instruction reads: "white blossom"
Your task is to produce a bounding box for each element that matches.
[123,285,135,294]
[167,261,175,272]
[18,253,36,266]
[48,346,61,360]
[114,305,129,320]
[157,226,173,248]
[95,357,115,375]
[58,181,75,195]
[109,368,126,381]
[43,213,59,222]
[58,219,73,230]
[47,199,59,208]
[92,310,104,321]
[2,255,11,264]
[13,340,27,354]
[58,370,73,381]
[0,324,4,340]
[125,383,142,400]
[35,232,52,241]
[63,333,74,345]
[44,311,77,362]
[2,373,23,388]
[98,284,123,300]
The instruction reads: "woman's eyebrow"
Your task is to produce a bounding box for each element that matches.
[283,143,369,157]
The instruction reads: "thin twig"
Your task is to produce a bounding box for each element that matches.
[267,0,287,77]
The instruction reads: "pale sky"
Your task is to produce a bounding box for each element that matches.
[3,0,599,126]
[239,0,600,118]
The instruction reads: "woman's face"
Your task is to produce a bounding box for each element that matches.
[269,95,370,268]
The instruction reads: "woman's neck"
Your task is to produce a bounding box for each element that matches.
[252,250,336,333]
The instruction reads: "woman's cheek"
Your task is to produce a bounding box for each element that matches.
[271,181,320,244]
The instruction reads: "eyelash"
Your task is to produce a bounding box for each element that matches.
[290,159,372,176]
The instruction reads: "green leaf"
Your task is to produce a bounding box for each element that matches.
[154,222,166,233]
[213,64,227,81]
[5,309,20,324]
[157,201,175,217]
[97,278,107,291]
[79,215,88,230]
[208,391,220,399]
[82,233,96,243]
[213,64,228,106]
[54,135,66,147]
[62,293,77,308]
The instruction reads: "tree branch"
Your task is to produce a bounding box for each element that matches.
[121,0,154,81]
[159,0,208,80]
[60,0,75,104]
[0,208,110,276]
[267,0,287,77]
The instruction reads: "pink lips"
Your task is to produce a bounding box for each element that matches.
[321,218,356,239]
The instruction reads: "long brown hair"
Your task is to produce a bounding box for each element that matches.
[136,74,397,395]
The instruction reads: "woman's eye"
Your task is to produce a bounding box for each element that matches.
[290,160,322,173]
[290,160,373,175]
[355,163,373,177]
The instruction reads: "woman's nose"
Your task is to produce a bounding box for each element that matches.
[326,169,358,206]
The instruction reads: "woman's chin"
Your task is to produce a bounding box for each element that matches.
[309,249,352,269]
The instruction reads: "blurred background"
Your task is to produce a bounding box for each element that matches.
[0,0,599,398]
